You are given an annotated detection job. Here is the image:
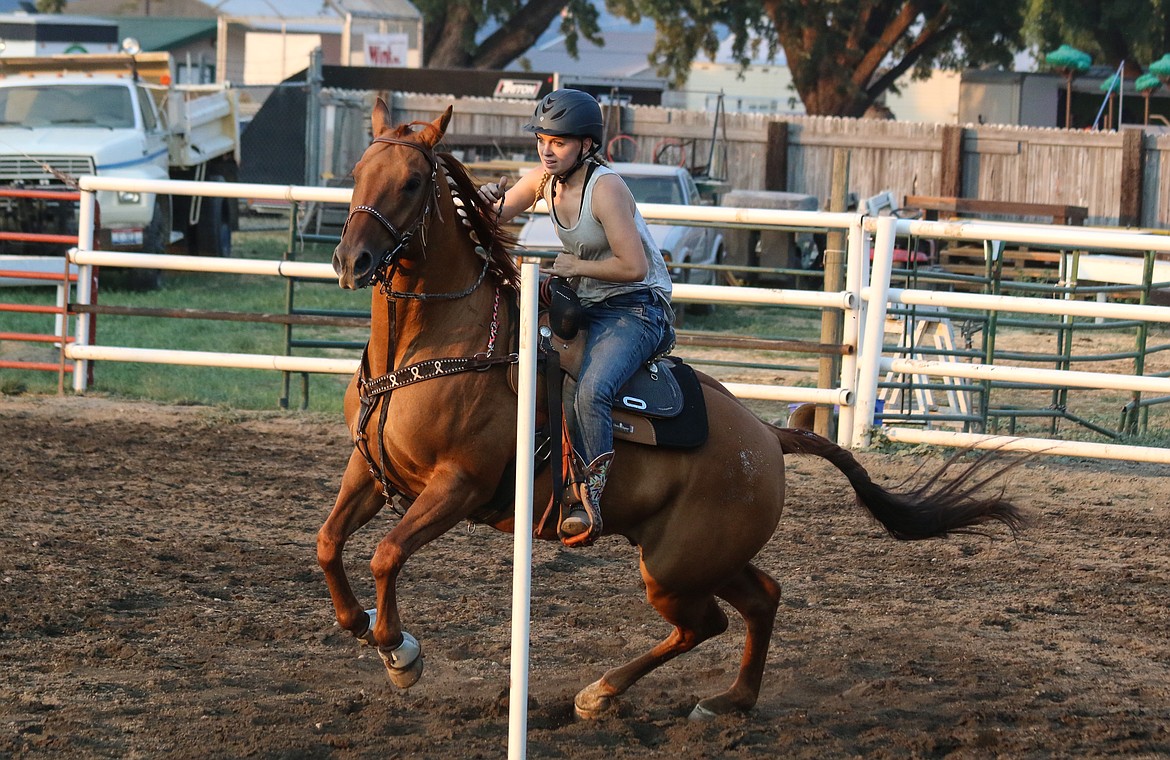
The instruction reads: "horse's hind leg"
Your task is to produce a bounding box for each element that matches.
[574,583,729,719]
[317,451,386,638]
[690,563,781,719]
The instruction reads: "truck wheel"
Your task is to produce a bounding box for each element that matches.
[125,195,170,290]
[188,178,233,257]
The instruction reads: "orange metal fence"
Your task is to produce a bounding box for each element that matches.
[0,188,97,390]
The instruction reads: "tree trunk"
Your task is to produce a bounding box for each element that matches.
[473,0,572,69]
[426,3,476,68]
[424,0,578,72]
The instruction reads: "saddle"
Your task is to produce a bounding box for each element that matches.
[539,277,708,450]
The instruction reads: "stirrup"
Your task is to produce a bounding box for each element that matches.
[560,505,592,537]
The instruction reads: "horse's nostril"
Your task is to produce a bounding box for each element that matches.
[355,250,374,277]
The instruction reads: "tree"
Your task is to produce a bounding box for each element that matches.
[1025,0,1170,77]
[399,0,1033,118]
[415,0,604,70]
[608,0,1026,117]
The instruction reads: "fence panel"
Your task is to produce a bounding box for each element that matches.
[56,175,1170,465]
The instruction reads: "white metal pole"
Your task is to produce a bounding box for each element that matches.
[71,190,97,393]
[852,216,897,447]
[835,218,866,446]
[883,427,1170,465]
[507,258,540,760]
[880,356,1170,395]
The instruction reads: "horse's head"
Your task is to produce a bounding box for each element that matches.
[332,99,452,290]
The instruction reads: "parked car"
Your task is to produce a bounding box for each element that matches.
[516,162,726,292]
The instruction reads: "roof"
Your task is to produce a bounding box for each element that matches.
[512,19,658,80]
[63,0,419,23]
[212,0,420,22]
[115,17,217,51]
[507,15,778,84]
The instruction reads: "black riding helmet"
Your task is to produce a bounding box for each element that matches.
[523,88,605,146]
[524,89,604,189]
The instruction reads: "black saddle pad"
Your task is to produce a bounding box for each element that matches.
[616,356,684,418]
[640,361,708,449]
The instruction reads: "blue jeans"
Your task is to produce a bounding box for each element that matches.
[570,290,672,463]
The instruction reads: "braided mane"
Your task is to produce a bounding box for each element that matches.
[438,153,521,291]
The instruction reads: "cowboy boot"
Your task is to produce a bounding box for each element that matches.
[560,452,613,547]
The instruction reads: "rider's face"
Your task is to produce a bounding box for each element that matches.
[536,134,592,176]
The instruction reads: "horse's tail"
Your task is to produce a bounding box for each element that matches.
[773,426,1028,540]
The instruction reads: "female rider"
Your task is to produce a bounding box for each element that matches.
[480,89,674,547]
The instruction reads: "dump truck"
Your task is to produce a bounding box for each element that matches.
[0,51,240,264]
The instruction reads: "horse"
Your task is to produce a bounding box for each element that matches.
[318,99,1027,720]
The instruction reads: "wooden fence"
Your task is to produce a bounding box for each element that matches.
[320,91,1169,230]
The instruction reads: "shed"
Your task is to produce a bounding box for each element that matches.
[213,0,423,85]
[64,0,422,85]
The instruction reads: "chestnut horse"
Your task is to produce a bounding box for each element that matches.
[318,100,1025,720]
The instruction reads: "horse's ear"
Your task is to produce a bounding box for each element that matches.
[372,97,392,137]
[418,106,453,148]
[436,105,453,136]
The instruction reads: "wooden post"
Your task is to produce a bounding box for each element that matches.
[939,124,963,198]
[815,149,849,439]
[764,121,788,191]
[1120,128,1145,227]
[602,104,624,158]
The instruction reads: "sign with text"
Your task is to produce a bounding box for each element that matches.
[364,33,408,67]
[493,78,544,99]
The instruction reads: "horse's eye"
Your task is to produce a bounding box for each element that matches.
[403,177,422,193]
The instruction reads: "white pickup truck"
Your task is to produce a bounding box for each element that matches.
[0,51,240,264]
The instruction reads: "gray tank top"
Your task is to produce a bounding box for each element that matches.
[547,164,673,308]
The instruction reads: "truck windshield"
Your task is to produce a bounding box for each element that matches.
[0,84,136,129]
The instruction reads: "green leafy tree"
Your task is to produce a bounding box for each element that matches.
[416,0,604,69]
[609,0,1026,116]
[1026,0,1170,76]
[401,0,1033,117]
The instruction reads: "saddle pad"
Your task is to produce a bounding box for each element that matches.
[615,357,684,418]
[613,361,708,449]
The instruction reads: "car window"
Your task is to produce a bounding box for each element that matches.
[620,175,683,205]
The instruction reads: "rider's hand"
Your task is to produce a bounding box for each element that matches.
[478,175,511,211]
[552,251,582,278]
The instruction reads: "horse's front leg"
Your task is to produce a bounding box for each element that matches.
[367,467,492,689]
[318,450,386,638]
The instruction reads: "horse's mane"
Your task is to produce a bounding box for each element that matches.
[437,152,521,291]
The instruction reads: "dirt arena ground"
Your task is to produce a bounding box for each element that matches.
[2,394,1169,758]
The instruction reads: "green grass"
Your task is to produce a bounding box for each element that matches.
[6,240,1170,447]
[2,227,829,413]
[1,231,365,412]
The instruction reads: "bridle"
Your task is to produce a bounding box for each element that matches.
[340,134,492,301]
[343,132,521,509]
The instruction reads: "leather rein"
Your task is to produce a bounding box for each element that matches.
[344,134,519,510]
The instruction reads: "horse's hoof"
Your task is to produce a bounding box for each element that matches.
[383,653,424,689]
[688,703,718,721]
[377,631,424,689]
[573,679,614,720]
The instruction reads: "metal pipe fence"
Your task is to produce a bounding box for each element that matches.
[51,174,1170,463]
